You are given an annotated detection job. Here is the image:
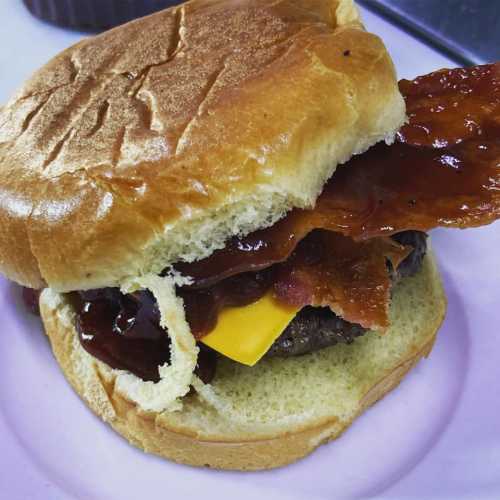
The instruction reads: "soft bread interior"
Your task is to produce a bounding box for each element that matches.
[39,251,446,469]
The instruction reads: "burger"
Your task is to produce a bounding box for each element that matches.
[0,0,498,470]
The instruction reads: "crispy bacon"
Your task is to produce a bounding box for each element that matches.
[177,64,500,289]
[272,232,409,330]
[313,65,500,239]
[398,64,500,148]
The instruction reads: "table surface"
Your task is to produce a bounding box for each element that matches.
[359,0,500,65]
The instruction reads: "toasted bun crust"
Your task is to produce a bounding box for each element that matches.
[0,0,405,291]
[39,252,446,470]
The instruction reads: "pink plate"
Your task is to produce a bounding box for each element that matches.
[1,2,499,498]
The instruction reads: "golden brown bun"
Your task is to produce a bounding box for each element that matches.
[39,252,446,470]
[0,0,405,292]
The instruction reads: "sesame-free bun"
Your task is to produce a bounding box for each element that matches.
[0,0,405,292]
[39,252,446,470]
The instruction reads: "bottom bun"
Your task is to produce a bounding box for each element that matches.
[40,251,446,470]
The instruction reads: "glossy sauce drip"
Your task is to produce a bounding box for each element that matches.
[174,214,307,289]
[73,288,216,383]
[73,289,168,382]
[177,64,500,286]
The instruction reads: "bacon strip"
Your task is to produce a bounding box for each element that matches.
[177,64,500,288]
[272,231,409,330]
[313,64,500,238]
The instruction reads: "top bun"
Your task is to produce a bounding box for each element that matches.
[0,0,405,292]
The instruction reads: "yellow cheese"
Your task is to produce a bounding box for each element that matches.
[200,293,300,366]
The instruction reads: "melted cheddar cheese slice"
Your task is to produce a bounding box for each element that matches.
[200,293,299,366]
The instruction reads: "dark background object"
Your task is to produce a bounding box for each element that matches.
[22,0,181,30]
[358,0,500,66]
